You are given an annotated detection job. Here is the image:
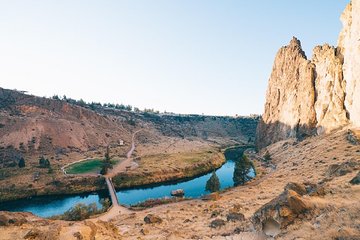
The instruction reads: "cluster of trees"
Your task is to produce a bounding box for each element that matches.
[53,199,111,221]
[16,155,54,170]
[52,94,172,116]
[52,95,134,112]
[143,108,160,114]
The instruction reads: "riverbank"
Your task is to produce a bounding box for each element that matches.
[0,146,231,203]
[112,149,226,189]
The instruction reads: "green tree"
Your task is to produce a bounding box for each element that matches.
[233,155,253,186]
[206,172,221,193]
[18,157,25,168]
[100,146,112,175]
[52,95,60,100]
[125,105,132,111]
[39,156,50,168]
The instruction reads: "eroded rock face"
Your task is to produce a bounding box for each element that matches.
[338,0,360,127]
[257,0,360,149]
[256,37,316,149]
[313,44,348,134]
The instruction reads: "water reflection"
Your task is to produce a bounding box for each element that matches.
[233,156,254,186]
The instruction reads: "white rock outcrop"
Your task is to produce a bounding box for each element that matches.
[257,0,359,148]
[312,44,348,134]
[338,0,360,127]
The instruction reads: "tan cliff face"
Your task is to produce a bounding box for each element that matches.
[338,0,360,127]
[256,38,317,149]
[313,44,348,134]
[257,0,359,149]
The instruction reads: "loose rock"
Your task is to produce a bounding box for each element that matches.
[144,214,162,224]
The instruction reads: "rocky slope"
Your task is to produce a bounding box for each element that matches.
[1,125,359,240]
[257,0,360,149]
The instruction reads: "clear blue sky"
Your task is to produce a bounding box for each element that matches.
[0,0,349,116]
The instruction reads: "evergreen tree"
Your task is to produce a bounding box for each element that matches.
[18,157,25,168]
[233,155,253,186]
[206,172,221,192]
[39,156,50,168]
[100,146,112,175]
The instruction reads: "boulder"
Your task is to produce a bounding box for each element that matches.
[144,214,162,224]
[209,219,226,228]
[170,189,184,197]
[252,182,313,235]
[350,172,360,185]
[287,190,311,214]
[285,182,307,196]
[326,161,359,178]
[226,212,245,222]
[347,130,359,145]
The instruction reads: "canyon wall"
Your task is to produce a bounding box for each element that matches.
[257,0,359,149]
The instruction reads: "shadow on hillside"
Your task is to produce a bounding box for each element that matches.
[255,118,331,150]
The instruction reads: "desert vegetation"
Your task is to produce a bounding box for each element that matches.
[51,198,111,221]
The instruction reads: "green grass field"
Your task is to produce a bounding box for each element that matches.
[65,159,119,174]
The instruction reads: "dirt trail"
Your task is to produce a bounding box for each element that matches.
[106,129,142,178]
[96,130,142,221]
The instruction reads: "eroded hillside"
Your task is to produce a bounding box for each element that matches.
[0,87,258,201]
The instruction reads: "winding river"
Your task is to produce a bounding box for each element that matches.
[0,147,255,218]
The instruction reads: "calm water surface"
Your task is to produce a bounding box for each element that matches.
[0,149,255,217]
[116,159,255,206]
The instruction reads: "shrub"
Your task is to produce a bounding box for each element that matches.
[51,199,111,221]
[263,151,272,162]
[58,203,97,221]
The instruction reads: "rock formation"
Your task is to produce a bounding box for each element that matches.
[256,38,317,148]
[312,44,348,134]
[257,0,360,149]
[338,0,360,127]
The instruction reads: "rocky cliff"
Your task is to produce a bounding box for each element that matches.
[257,0,360,149]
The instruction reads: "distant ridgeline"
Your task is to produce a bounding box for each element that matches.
[0,87,259,167]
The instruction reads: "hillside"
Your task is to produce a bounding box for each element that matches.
[0,1,359,239]
[0,87,258,201]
